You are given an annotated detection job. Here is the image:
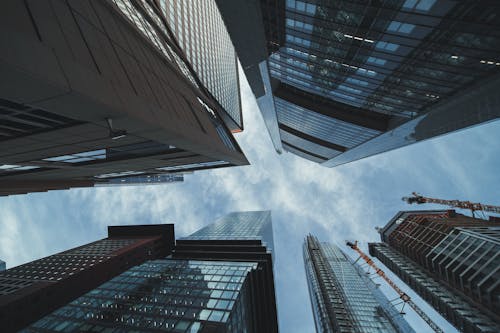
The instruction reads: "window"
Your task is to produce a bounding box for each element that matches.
[156,160,229,172]
[0,164,40,171]
[94,171,145,179]
[43,149,106,163]
[337,85,361,94]
[286,34,311,47]
[403,0,436,12]
[0,98,81,141]
[387,21,416,34]
[346,77,369,86]
[286,18,313,32]
[287,0,316,15]
[367,56,387,66]
[356,68,377,77]
[376,41,399,52]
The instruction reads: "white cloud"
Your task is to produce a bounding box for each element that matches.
[0,65,498,333]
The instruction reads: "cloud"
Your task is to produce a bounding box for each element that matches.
[0,64,498,333]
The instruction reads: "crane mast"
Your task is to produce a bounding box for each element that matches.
[402,192,500,215]
[346,241,444,333]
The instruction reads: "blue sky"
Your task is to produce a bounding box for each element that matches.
[0,68,499,333]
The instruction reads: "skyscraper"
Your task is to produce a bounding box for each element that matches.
[369,210,500,333]
[0,0,247,196]
[23,211,278,333]
[0,224,175,332]
[303,235,415,333]
[216,0,500,165]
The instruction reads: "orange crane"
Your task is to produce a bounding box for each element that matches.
[346,241,444,333]
[402,192,500,217]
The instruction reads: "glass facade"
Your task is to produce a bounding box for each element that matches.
[158,0,242,128]
[276,98,381,150]
[109,0,241,132]
[275,0,500,116]
[0,224,176,331]
[184,211,274,254]
[23,259,257,333]
[20,214,277,332]
[223,0,500,164]
[303,235,413,333]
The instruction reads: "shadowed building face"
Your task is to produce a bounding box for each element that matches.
[0,0,247,196]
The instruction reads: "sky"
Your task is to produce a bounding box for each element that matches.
[1,68,499,333]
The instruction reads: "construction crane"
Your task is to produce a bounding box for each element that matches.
[345,241,444,333]
[402,192,500,217]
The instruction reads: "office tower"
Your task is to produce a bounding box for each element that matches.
[0,224,175,332]
[181,210,274,252]
[24,211,278,333]
[369,210,500,333]
[216,0,500,165]
[0,259,5,271]
[303,235,415,333]
[0,0,247,196]
[157,0,242,131]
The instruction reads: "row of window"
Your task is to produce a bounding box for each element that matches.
[26,259,255,332]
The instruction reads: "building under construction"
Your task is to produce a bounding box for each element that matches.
[303,235,415,333]
[370,210,500,333]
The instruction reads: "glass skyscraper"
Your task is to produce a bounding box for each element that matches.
[216,0,500,165]
[369,210,500,333]
[303,235,414,333]
[157,0,242,130]
[184,211,274,254]
[0,224,175,332]
[0,0,247,196]
[24,212,278,333]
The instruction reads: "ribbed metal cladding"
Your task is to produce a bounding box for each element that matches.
[369,242,500,333]
[371,210,500,333]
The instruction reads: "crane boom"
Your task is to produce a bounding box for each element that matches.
[403,192,500,214]
[346,241,444,333]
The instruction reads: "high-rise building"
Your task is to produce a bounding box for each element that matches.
[216,0,500,165]
[0,0,247,196]
[183,210,274,253]
[157,0,243,131]
[0,259,5,271]
[23,211,278,333]
[303,235,415,333]
[0,224,175,332]
[369,210,500,333]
